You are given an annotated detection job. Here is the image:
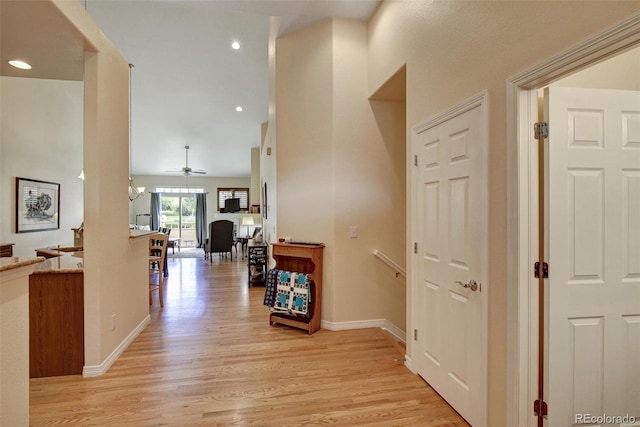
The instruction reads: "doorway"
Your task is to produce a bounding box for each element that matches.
[160,194,196,246]
[410,91,488,427]
[507,15,640,427]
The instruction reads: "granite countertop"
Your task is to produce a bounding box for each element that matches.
[130,229,155,239]
[32,252,84,273]
[33,245,84,273]
[0,257,45,273]
[35,245,83,258]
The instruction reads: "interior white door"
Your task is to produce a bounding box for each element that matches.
[544,87,640,426]
[412,95,487,427]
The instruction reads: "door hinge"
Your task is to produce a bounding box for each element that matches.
[414,242,418,254]
[533,399,548,417]
[534,122,549,140]
[414,329,418,340]
[534,261,549,279]
[414,154,418,167]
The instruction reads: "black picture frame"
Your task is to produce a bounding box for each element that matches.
[263,182,268,220]
[16,177,60,233]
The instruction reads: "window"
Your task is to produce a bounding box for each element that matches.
[159,194,197,246]
[217,188,249,212]
[155,187,204,246]
[155,187,204,194]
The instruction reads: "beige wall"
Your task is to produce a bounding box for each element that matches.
[250,146,260,209]
[331,20,406,328]
[0,77,84,257]
[276,20,336,318]
[367,1,640,425]
[260,17,279,248]
[274,19,407,331]
[53,0,150,372]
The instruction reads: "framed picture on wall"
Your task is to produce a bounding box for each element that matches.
[16,177,60,233]
[263,182,268,220]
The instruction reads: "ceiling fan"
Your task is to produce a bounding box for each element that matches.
[166,145,206,176]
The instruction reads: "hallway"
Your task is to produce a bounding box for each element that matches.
[30,256,467,426]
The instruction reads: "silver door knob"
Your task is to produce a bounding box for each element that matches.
[455,279,480,292]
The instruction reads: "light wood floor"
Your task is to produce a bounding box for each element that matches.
[30,255,468,426]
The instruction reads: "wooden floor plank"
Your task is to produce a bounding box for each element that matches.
[30,256,468,426]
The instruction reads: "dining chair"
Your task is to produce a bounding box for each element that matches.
[149,232,168,307]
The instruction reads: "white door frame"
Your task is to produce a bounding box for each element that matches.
[506,13,640,427]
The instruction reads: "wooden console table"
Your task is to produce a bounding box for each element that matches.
[270,242,324,335]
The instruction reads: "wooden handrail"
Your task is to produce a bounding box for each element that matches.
[373,249,406,278]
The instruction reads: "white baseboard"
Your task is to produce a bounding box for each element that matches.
[82,314,150,378]
[404,354,415,373]
[320,318,406,344]
[380,320,406,344]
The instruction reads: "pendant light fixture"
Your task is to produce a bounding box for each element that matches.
[128,63,145,201]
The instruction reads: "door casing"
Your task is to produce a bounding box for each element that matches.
[506,13,640,427]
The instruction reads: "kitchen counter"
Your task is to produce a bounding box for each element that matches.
[0,257,44,273]
[33,245,83,273]
[0,255,42,425]
[33,253,83,273]
[130,229,155,239]
[28,246,84,378]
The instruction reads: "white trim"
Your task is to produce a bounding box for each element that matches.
[82,314,150,377]
[320,318,406,344]
[412,90,488,134]
[155,187,205,194]
[509,14,640,89]
[506,13,640,427]
[404,354,414,373]
[381,319,406,344]
[372,249,406,278]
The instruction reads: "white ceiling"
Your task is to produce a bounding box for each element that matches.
[1,0,380,178]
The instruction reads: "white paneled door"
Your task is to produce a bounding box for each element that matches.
[544,87,640,426]
[412,93,488,427]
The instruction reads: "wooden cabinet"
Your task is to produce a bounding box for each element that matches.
[247,244,268,287]
[0,243,14,257]
[29,272,84,377]
[270,243,324,335]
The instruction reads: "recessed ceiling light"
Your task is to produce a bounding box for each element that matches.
[235,106,243,112]
[8,60,31,70]
[231,41,240,50]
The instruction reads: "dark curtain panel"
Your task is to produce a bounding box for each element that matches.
[150,192,161,231]
[196,193,208,248]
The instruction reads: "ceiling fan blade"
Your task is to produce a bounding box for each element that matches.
[191,170,206,174]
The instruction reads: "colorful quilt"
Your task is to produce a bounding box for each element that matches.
[264,269,311,318]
